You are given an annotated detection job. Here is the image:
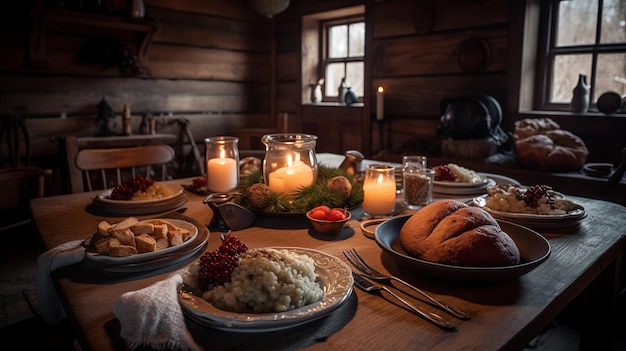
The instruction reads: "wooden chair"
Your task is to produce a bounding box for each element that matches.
[72,144,175,192]
[0,167,52,233]
[234,112,290,150]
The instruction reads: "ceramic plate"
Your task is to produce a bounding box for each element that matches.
[374,215,550,282]
[178,247,353,332]
[434,175,489,188]
[97,183,184,206]
[84,219,198,265]
[91,192,188,216]
[472,195,587,229]
[433,178,496,195]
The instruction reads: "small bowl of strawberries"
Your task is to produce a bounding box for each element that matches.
[306,205,351,235]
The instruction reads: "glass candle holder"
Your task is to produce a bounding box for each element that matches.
[204,136,239,193]
[362,164,396,216]
[262,133,318,197]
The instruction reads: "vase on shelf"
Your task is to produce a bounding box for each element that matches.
[338,77,348,104]
[570,74,589,113]
[344,87,358,105]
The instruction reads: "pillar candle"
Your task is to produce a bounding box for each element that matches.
[268,160,314,196]
[362,173,396,215]
[376,87,384,121]
[207,157,237,193]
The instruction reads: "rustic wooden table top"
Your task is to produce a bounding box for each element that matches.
[30,177,626,351]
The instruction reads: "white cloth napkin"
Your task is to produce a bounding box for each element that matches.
[113,274,203,351]
[35,239,86,324]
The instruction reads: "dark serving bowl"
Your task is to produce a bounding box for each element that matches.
[374,215,550,283]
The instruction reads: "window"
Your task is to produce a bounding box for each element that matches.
[321,16,365,101]
[537,0,626,112]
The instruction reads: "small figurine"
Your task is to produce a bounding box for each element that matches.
[122,104,132,135]
[95,97,116,136]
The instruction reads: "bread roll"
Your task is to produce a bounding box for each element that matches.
[513,118,588,172]
[400,200,520,266]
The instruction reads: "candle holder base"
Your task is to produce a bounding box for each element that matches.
[204,193,256,231]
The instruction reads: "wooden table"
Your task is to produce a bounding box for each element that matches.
[30,178,625,351]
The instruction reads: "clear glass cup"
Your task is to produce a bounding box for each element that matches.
[402,155,427,170]
[204,136,239,193]
[362,164,396,216]
[398,155,427,193]
[403,167,434,209]
[262,133,318,197]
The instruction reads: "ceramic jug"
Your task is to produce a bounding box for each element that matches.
[571,74,589,113]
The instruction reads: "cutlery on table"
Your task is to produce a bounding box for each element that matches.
[344,249,471,320]
[352,273,457,331]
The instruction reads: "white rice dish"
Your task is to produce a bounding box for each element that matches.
[130,183,173,201]
[485,185,576,215]
[184,248,324,313]
[447,164,484,183]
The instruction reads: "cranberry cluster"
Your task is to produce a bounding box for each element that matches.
[433,165,457,181]
[197,234,248,291]
[522,185,554,208]
[110,175,155,200]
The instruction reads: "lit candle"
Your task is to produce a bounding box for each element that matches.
[376,86,384,121]
[206,150,238,193]
[362,168,396,215]
[268,154,314,196]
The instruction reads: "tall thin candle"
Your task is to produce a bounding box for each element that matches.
[376,86,384,121]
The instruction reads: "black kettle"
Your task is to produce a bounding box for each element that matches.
[438,95,502,140]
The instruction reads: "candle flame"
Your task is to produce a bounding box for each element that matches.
[219,148,226,158]
[286,154,293,166]
[377,173,385,184]
[377,86,384,93]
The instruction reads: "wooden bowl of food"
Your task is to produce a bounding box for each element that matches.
[306,206,351,235]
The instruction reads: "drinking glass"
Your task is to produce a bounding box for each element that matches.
[403,167,434,209]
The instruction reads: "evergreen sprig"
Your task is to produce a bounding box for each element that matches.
[234,165,363,213]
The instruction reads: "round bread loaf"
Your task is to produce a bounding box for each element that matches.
[399,200,520,267]
[513,118,588,172]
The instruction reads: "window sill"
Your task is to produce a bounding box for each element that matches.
[302,102,364,107]
[518,110,625,119]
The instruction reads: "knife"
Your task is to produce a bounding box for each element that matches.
[352,273,457,331]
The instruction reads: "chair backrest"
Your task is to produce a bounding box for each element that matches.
[0,167,52,232]
[74,144,175,192]
[235,112,290,150]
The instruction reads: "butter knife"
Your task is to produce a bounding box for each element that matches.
[352,273,457,331]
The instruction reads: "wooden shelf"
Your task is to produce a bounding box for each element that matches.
[28,7,158,69]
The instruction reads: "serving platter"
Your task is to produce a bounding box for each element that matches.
[84,219,198,265]
[178,247,353,332]
[472,195,587,229]
[374,215,550,282]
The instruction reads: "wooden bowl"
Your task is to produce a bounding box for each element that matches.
[306,208,351,235]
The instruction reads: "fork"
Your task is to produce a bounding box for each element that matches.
[352,273,457,331]
[344,249,471,320]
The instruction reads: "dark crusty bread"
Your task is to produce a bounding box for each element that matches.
[399,200,520,267]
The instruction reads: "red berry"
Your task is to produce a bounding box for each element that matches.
[110,175,155,200]
[434,165,457,181]
[192,177,207,188]
[196,234,248,291]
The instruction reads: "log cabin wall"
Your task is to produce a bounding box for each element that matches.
[275,0,624,165]
[1,0,624,196]
[0,0,276,194]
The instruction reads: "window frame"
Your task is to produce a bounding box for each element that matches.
[319,15,365,103]
[534,0,626,113]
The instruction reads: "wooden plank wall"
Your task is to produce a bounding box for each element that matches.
[0,0,277,194]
